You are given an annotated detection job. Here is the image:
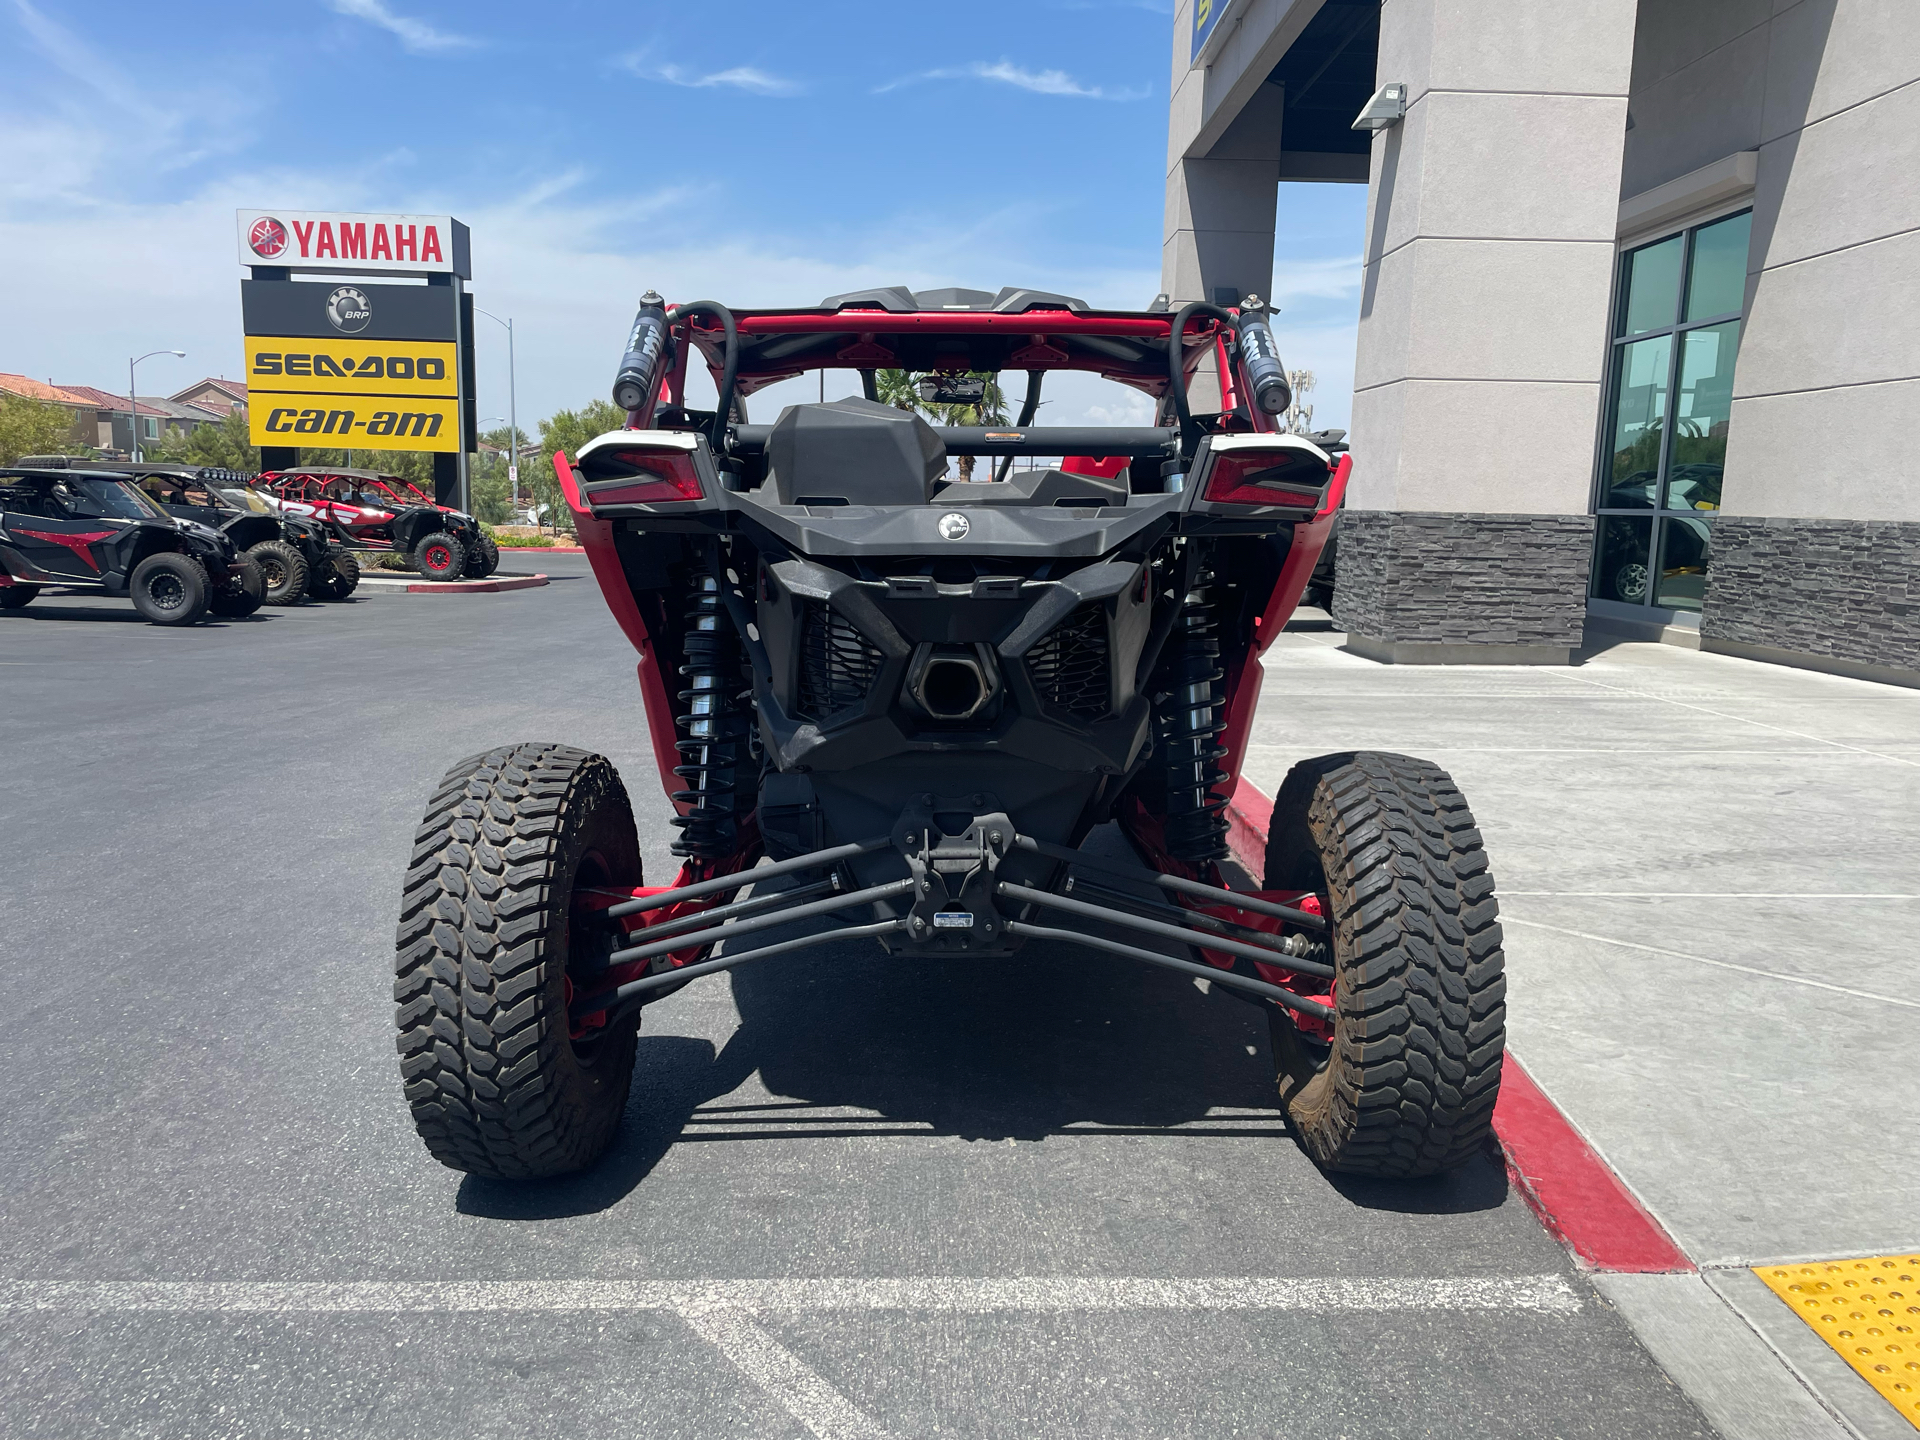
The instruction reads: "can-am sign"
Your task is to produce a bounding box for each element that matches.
[235,210,471,279]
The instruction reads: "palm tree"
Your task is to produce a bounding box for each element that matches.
[873,369,1006,480]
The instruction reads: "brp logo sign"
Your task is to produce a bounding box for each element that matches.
[937,512,970,540]
[325,286,372,334]
[248,216,289,258]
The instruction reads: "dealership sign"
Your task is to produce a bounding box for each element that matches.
[244,278,467,454]
[236,209,471,279]
[1190,0,1240,64]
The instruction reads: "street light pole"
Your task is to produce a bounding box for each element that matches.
[475,309,518,513]
[128,348,184,462]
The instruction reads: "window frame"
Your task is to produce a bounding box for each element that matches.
[1590,206,1753,613]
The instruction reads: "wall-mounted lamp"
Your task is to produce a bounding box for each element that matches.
[1351,82,1407,132]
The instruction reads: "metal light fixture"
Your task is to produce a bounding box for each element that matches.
[1351,82,1407,132]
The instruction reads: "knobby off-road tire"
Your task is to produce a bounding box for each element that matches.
[309,548,360,600]
[0,584,39,610]
[395,743,644,1178]
[129,552,208,625]
[208,556,266,618]
[413,532,467,582]
[248,539,308,605]
[465,532,501,578]
[1263,751,1506,1178]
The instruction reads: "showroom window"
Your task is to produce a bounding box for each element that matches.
[1590,209,1751,612]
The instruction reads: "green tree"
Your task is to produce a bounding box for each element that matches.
[0,394,88,463]
[871,370,1006,479]
[532,399,626,535]
[148,408,258,470]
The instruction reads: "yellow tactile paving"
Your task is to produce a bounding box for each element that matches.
[1755,1254,1920,1430]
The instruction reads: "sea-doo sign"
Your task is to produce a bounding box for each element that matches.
[235,209,471,279]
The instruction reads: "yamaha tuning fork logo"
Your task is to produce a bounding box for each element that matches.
[325,286,372,333]
[247,216,289,258]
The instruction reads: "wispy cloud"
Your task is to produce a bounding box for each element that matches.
[876,60,1146,100]
[324,0,475,55]
[629,60,803,96]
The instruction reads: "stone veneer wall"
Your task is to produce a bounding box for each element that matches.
[1332,511,1596,648]
[1702,517,1920,676]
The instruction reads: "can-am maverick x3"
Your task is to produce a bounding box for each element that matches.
[394,288,1505,1183]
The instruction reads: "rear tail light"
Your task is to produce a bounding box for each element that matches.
[1201,450,1329,509]
[585,449,704,506]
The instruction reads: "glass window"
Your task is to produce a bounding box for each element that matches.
[1666,320,1739,511]
[1592,210,1751,608]
[1619,234,1683,336]
[1686,211,1751,321]
[1594,515,1653,605]
[1656,516,1712,612]
[1603,335,1670,507]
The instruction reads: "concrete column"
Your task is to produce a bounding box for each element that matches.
[1162,0,1291,307]
[1337,0,1638,663]
[1163,86,1287,306]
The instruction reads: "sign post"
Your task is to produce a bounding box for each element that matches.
[238,210,475,510]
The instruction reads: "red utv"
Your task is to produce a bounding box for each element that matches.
[254,466,498,581]
[393,287,1506,1185]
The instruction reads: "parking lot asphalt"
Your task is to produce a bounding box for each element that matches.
[0,558,1712,1439]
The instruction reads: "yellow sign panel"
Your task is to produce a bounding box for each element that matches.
[245,336,458,398]
[249,394,462,454]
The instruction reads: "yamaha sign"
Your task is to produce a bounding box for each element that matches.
[235,209,471,279]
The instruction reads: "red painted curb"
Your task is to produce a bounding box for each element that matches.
[1493,1055,1692,1273]
[398,573,550,594]
[498,545,585,554]
[1224,777,1692,1274]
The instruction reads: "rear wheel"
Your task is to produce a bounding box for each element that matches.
[394,743,644,1178]
[1263,751,1506,1178]
[0,584,39,610]
[413,532,467,582]
[465,532,501,578]
[208,556,266,617]
[129,552,208,625]
[248,539,308,605]
[308,549,360,600]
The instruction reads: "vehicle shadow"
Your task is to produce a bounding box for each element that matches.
[3,602,282,625]
[459,828,1509,1221]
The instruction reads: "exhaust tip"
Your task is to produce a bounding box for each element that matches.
[907,646,998,720]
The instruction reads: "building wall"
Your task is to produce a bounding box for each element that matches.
[1329,0,1638,661]
[1624,0,1920,525]
[1621,0,1920,674]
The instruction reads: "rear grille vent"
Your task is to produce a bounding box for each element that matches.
[1027,604,1111,718]
[798,602,884,719]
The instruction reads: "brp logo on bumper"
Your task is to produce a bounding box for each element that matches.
[248,216,289,258]
[937,512,970,540]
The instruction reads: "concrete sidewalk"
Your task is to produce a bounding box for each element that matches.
[1243,622,1920,1437]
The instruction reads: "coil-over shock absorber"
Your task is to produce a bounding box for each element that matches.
[671,554,758,859]
[1159,568,1230,863]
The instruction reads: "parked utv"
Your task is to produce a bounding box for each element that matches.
[256,466,497,581]
[0,466,264,623]
[394,287,1505,1186]
[21,458,359,604]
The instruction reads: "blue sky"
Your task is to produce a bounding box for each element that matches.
[0,0,1365,431]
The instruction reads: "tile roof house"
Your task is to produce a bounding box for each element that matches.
[49,385,178,453]
[171,377,248,415]
[0,373,101,450]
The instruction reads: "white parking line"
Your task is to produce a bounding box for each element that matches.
[680,1307,894,1440]
[1502,915,1920,1009]
[0,1276,1583,1435]
[0,1274,1584,1316]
